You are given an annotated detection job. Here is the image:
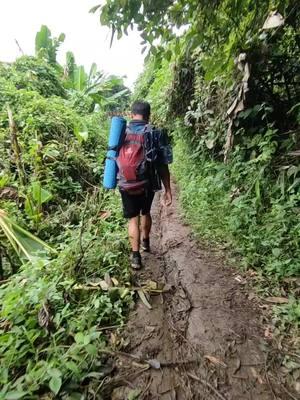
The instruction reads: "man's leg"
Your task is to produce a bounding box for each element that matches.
[141,213,152,239]
[120,191,142,269]
[140,191,155,252]
[128,216,140,252]
[128,216,142,269]
[141,213,152,252]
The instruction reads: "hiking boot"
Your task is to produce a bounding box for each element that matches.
[131,252,142,269]
[141,238,150,252]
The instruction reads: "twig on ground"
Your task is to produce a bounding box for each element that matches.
[187,372,227,400]
[140,376,153,399]
[96,324,124,331]
[264,352,278,400]
[98,348,199,369]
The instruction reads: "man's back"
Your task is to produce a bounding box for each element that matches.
[117,101,172,270]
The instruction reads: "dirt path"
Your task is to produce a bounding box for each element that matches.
[108,184,290,400]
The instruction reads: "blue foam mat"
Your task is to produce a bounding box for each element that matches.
[103,116,126,189]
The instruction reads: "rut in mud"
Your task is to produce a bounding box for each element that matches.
[106,184,291,400]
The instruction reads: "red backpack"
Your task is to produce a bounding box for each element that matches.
[116,125,149,194]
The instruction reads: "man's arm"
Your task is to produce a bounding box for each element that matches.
[158,164,172,206]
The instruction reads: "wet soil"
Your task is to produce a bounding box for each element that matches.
[107,184,293,400]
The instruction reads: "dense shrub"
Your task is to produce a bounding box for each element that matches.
[0,54,131,398]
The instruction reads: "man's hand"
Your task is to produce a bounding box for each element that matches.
[157,164,172,207]
[162,190,172,207]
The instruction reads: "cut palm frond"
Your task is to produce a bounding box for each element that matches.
[0,209,57,262]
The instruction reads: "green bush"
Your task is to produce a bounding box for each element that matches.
[10,56,66,98]
[0,47,132,398]
[173,135,300,279]
[0,191,131,398]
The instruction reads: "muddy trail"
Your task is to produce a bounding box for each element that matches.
[104,184,292,400]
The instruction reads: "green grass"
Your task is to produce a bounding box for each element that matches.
[172,138,300,330]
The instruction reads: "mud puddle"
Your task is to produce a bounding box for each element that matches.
[105,184,292,400]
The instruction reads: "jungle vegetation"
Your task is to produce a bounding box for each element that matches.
[0,0,300,397]
[0,26,132,399]
[94,0,300,329]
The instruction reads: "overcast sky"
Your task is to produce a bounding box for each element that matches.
[0,0,145,88]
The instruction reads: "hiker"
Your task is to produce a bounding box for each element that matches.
[117,101,172,269]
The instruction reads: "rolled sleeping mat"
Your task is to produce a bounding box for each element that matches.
[103,116,127,189]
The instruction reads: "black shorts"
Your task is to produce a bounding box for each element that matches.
[120,190,155,219]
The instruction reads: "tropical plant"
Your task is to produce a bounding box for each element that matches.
[35,25,65,65]
[64,56,130,111]
[95,1,300,336]
[0,25,132,398]
[0,209,55,262]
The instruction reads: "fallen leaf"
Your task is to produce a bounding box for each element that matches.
[234,275,246,284]
[137,289,152,309]
[104,272,112,287]
[99,210,111,220]
[262,11,284,30]
[147,280,158,290]
[99,280,109,291]
[265,297,289,304]
[111,277,119,286]
[120,288,130,298]
[233,358,241,375]
[248,269,258,277]
[38,303,51,329]
[132,361,149,369]
[250,367,264,384]
[110,332,117,346]
[204,355,227,368]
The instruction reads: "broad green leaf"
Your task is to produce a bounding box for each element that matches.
[4,392,26,400]
[74,124,89,142]
[86,344,97,355]
[88,62,98,83]
[48,368,62,378]
[73,66,87,91]
[24,197,35,218]
[35,25,51,55]
[74,332,84,344]
[49,376,62,395]
[65,361,80,374]
[272,248,281,257]
[83,335,91,345]
[31,182,52,204]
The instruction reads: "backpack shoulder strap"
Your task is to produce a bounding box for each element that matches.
[144,123,154,133]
